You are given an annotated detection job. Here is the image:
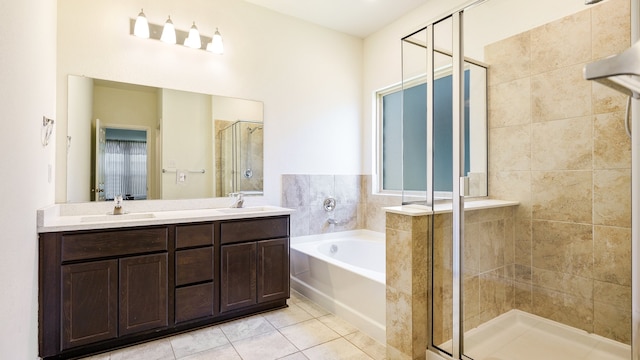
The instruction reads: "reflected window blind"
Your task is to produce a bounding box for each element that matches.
[104,140,147,200]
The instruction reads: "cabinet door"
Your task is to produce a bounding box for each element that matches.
[220,242,257,312]
[61,260,118,350]
[257,238,290,303]
[119,253,168,336]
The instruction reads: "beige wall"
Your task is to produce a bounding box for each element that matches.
[67,76,94,202]
[93,82,159,199]
[161,88,214,199]
[487,0,632,343]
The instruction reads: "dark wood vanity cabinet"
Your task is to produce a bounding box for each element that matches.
[39,215,289,360]
[60,253,169,349]
[119,253,168,336]
[42,227,169,354]
[219,217,290,313]
[257,238,290,303]
[174,223,215,323]
[61,259,118,349]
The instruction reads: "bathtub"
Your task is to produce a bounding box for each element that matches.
[290,230,386,343]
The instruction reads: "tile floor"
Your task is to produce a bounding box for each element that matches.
[80,290,386,360]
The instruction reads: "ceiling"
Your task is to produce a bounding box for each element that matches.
[244,0,430,38]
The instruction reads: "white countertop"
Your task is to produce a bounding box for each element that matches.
[38,200,294,233]
[383,199,519,216]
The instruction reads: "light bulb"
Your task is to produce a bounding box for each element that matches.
[160,16,176,44]
[184,22,201,49]
[207,28,224,55]
[133,9,149,38]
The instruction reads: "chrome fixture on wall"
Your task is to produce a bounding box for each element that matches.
[41,116,55,147]
[585,0,604,4]
[131,9,224,54]
[584,26,640,139]
[584,40,640,98]
[323,197,336,212]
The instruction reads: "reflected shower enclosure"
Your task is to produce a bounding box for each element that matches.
[218,120,264,196]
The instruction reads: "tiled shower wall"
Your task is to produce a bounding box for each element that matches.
[281,175,401,237]
[432,206,516,347]
[486,0,632,343]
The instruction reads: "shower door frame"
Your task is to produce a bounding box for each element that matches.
[418,6,470,360]
[632,1,640,359]
[417,0,640,359]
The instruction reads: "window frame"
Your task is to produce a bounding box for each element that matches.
[373,66,460,199]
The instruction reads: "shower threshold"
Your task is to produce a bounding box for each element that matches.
[430,310,630,360]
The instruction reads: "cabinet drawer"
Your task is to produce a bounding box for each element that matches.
[61,228,168,262]
[220,217,289,245]
[176,247,214,286]
[176,223,213,249]
[175,282,214,323]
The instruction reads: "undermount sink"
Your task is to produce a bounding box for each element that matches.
[80,212,156,223]
[216,206,269,214]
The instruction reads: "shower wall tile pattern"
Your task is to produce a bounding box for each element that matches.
[486,0,632,344]
[385,212,429,360]
[281,174,401,237]
[431,207,516,346]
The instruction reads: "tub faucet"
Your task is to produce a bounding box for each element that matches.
[229,193,244,208]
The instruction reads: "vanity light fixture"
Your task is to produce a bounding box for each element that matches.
[184,22,201,49]
[133,9,149,38]
[160,16,176,44]
[207,28,224,54]
[130,10,224,54]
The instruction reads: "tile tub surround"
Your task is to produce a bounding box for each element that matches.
[281,174,401,237]
[486,0,632,344]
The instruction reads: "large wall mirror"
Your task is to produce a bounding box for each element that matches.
[66,75,264,203]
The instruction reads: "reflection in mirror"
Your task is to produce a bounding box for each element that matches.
[66,75,263,202]
[218,120,264,197]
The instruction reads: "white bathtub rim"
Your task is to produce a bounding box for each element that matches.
[291,229,384,245]
[291,229,385,284]
[291,276,386,344]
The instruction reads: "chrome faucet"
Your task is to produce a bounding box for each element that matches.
[229,192,244,208]
[113,194,124,215]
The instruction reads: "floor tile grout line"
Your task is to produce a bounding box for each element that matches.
[289,290,386,358]
[218,324,245,360]
[342,335,382,359]
[83,289,383,360]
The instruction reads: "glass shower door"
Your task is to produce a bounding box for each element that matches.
[219,120,264,197]
[402,1,633,359]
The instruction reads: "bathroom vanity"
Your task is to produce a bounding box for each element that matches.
[37,205,291,360]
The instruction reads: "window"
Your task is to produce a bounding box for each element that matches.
[377,70,472,197]
[103,134,148,200]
